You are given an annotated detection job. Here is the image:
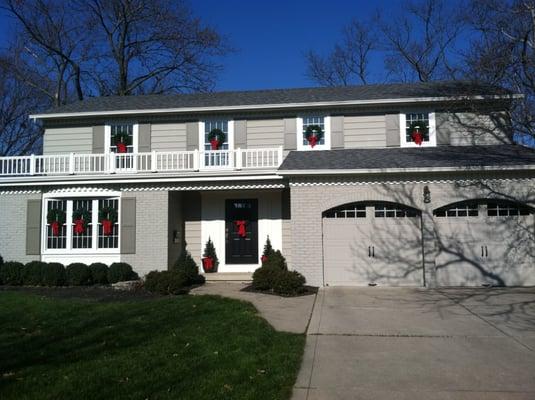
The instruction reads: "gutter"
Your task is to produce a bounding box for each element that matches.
[29,94,522,120]
[277,164,535,176]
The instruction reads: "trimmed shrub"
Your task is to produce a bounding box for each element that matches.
[172,251,204,285]
[66,263,92,286]
[262,250,288,271]
[252,266,282,291]
[144,270,188,295]
[90,263,109,284]
[23,261,47,286]
[272,270,306,296]
[0,262,24,285]
[42,263,66,286]
[108,262,138,283]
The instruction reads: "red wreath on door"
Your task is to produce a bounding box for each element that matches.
[234,220,247,238]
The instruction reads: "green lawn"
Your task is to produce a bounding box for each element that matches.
[0,291,305,400]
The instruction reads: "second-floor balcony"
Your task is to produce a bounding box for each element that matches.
[0,147,283,178]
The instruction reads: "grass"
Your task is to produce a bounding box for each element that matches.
[0,291,305,400]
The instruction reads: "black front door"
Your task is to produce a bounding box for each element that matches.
[225,199,258,264]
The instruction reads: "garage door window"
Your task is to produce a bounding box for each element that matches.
[487,201,530,217]
[374,204,418,218]
[434,201,479,217]
[324,204,366,218]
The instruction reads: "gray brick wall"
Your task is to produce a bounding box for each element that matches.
[0,192,42,263]
[121,190,169,276]
[289,176,535,287]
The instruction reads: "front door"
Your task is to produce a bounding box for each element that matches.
[225,199,258,264]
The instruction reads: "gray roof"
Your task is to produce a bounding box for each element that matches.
[278,145,535,172]
[40,81,511,116]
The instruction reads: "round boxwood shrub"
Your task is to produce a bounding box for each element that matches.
[89,263,109,284]
[42,263,66,286]
[273,270,306,296]
[108,262,138,283]
[0,261,24,285]
[144,270,188,295]
[66,263,92,286]
[23,261,47,286]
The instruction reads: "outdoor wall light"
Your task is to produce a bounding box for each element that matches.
[423,186,431,203]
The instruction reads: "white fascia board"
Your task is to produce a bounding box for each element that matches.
[0,172,284,187]
[29,94,522,120]
[277,164,535,176]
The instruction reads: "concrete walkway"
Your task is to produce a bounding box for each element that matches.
[294,287,535,400]
[191,281,316,334]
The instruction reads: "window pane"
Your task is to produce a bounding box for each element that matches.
[46,200,67,249]
[405,113,430,143]
[302,116,325,146]
[98,199,119,249]
[72,199,93,249]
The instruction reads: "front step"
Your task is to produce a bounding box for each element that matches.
[203,272,253,281]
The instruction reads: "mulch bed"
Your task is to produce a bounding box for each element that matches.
[0,285,158,302]
[241,284,318,297]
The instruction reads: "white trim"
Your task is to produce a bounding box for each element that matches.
[43,189,121,199]
[29,94,522,120]
[399,111,437,148]
[288,177,535,187]
[42,254,120,265]
[296,115,331,151]
[278,164,535,175]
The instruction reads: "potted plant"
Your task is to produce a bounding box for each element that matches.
[201,237,219,273]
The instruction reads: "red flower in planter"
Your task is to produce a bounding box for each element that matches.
[202,257,214,272]
[102,219,113,235]
[234,220,247,238]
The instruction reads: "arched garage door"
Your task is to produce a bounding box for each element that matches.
[322,202,424,286]
[434,200,535,286]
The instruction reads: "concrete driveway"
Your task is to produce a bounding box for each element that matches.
[294,287,535,400]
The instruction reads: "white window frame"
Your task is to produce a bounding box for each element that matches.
[399,111,436,148]
[41,191,121,255]
[104,123,139,154]
[296,115,331,151]
[198,119,234,151]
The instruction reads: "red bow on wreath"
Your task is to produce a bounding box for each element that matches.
[209,138,221,150]
[116,142,128,153]
[234,220,247,238]
[411,130,423,146]
[51,221,60,236]
[102,219,113,235]
[74,219,85,235]
[306,135,318,148]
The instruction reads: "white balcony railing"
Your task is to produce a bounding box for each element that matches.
[0,147,284,178]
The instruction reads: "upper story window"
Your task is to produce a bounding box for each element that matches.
[105,123,138,154]
[297,115,331,150]
[400,112,436,147]
[43,197,120,253]
[199,119,234,168]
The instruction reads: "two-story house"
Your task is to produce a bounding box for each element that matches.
[1,81,534,287]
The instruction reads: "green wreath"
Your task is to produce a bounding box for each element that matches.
[99,206,118,223]
[305,125,324,141]
[112,131,131,146]
[207,128,226,144]
[47,208,66,224]
[408,121,428,136]
[72,208,91,223]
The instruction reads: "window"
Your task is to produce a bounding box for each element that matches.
[297,115,331,150]
[374,203,418,218]
[324,204,366,219]
[487,201,530,217]
[434,201,479,218]
[200,120,233,167]
[400,112,436,147]
[43,197,120,253]
[105,123,138,170]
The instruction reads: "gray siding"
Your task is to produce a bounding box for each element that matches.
[436,111,511,145]
[246,119,284,149]
[43,127,93,154]
[183,191,201,265]
[151,123,187,152]
[343,115,387,148]
[121,191,168,276]
[0,192,42,263]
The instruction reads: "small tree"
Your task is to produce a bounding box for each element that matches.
[261,236,275,263]
[202,237,219,273]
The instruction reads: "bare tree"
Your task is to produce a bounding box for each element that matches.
[306,19,378,86]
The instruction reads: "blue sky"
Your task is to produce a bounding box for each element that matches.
[0,0,434,91]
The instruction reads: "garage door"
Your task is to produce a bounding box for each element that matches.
[434,200,535,286]
[323,202,424,286]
